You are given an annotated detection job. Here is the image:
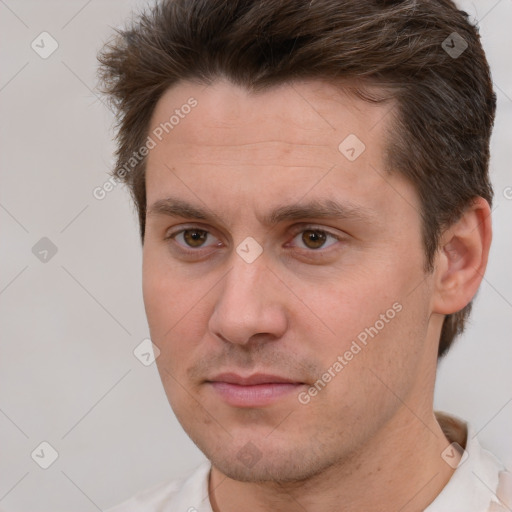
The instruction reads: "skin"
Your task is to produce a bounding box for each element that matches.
[142,79,492,512]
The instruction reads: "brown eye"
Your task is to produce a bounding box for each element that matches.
[301,230,328,249]
[289,228,340,252]
[182,229,209,247]
[165,228,222,250]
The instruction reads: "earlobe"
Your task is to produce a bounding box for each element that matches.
[432,197,492,315]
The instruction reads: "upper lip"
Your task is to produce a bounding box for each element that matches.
[207,372,303,385]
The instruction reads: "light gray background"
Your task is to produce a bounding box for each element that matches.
[0,1,511,510]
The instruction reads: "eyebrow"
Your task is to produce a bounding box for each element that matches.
[146,197,377,226]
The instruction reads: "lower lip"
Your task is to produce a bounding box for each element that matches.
[208,382,304,407]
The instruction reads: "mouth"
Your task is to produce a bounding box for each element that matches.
[205,372,306,407]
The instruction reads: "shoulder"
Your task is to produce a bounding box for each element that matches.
[105,460,212,512]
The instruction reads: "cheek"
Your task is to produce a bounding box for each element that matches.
[143,251,186,362]
[293,253,427,373]
[292,269,400,340]
[142,254,173,335]
[142,244,193,330]
[143,250,212,372]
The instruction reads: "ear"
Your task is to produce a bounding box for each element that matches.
[432,197,492,315]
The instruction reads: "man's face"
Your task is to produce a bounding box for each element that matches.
[143,79,437,482]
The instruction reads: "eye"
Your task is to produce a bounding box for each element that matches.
[165,225,342,257]
[169,228,221,249]
[290,228,340,250]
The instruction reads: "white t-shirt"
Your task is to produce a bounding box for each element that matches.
[106,416,511,512]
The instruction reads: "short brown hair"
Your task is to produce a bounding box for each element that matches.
[98,0,496,358]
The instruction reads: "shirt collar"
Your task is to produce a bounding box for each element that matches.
[425,413,505,512]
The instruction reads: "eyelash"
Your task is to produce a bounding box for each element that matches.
[164,224,343,256]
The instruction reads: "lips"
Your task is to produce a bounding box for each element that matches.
[206,372,305,407]
[207,372,303,386]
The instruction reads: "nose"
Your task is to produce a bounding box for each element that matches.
[208,254,288,346]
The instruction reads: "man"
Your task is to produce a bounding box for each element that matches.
[98,0,510,510]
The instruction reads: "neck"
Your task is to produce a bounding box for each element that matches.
[209,408,458,512]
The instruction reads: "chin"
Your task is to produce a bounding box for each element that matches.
[206,443,337,484]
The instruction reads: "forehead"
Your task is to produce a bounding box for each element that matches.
[144,79,418,224]
[149,78,392,156]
